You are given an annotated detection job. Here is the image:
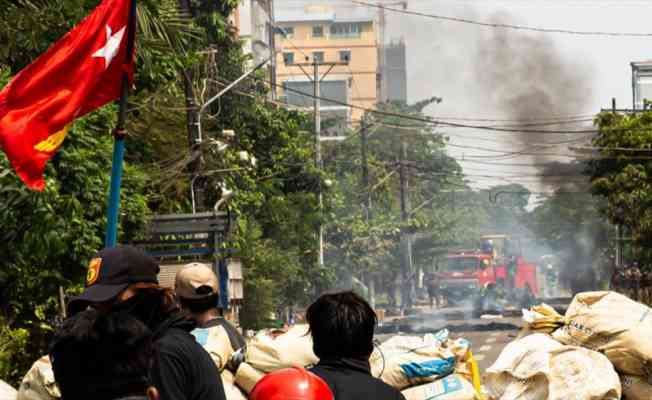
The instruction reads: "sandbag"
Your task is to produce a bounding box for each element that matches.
[221,370,247,400]
[245,324,317,372]
[621,374,652,400]
[369,330,459,390]
[401,374,476,400]
[16,356,60,400]
[552,291,652,377]
[192,325,235,370]
[234,362,265,394]
[486,333,621,400]
[0,380,16,400]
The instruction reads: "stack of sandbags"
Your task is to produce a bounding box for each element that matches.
[525,291,652,399]
[369,329,481,399]
[551,291,652,377]
[369,330,459,390]
[0,379,16,400]
[234,324,317,394]
[485,333,621,400]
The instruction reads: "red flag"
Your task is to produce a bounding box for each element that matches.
[0,0,135,190]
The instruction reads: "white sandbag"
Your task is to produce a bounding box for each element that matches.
[552,291,652,377]
[401,374,476,400]
[192,324,235,370]
[221,370,247,400]
[234,362,265,394]
[0,380,16,400]
[486,333,621,400]
[621,374,652,400]
[16,356,60,400]
[369,330,460,390]
[245,324,317,372]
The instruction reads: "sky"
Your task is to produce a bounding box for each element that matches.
[381,0,652,194]
[276,0,652,197]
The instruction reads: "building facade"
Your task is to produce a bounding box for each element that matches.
[383,39,407,103]
[274,4,378,129]
[632,61,652,110]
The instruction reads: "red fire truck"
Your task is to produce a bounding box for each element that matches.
[437,235,539,307]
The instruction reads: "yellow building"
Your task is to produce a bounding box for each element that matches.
[274,4,378,131]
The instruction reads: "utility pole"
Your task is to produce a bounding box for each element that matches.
[291,59,349,274]
[613,97,623,269]
[398,138,414,310]
[360,117,375,308]
[267,0,277,101]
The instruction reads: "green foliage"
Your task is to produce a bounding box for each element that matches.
[0,319,29,386]
[590,111,652,261]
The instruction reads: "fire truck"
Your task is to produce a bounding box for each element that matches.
[436,235,539,309]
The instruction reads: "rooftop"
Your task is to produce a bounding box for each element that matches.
[276,6,375,24]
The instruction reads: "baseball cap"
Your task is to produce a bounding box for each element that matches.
[175,263,219,300]
[68,246,160,311]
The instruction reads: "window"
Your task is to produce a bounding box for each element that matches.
[283,52,294,65]
[330,23,361,38]
[312,52,324,63]
[281,26,294,38]
[339,50,351,63]
[312,25,324,38]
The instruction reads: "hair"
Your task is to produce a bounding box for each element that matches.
[178,294,220,315]
[306,291,377,360]
[50,309,154,400]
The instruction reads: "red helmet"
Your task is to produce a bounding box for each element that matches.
[250,368,334,400]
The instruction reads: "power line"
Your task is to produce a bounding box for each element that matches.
[351,0,652,37]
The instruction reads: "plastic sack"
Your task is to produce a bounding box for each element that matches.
[486,333,621,400]
[234,362,266,394]
[401,374,476,400]
[369,330,458,390]
[522,303,566,334]
[192,324,235,371]
[0,380,16,400]
[221,370,247,400]
[245,324,317,372]
[16,356,60,400]
[621,374,652,400]
[552,291,652,377]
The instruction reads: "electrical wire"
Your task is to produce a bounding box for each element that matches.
[351,0,652,37]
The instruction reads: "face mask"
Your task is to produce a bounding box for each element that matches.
[110,291,164,331]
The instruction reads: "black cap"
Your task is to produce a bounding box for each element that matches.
[68,246,160,311]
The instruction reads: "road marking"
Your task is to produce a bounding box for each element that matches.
[474,353,486,361]
[479,345,492,352]
[486,337,497,344]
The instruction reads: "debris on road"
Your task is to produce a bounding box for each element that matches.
[485,333,621,400]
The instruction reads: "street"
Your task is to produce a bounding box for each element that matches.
[377,306,534,371]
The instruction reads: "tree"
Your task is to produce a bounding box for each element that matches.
[589,111,652,263]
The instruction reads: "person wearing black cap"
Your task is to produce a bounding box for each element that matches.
[66,246,226,400]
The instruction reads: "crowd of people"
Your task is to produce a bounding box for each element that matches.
[610,263,652,305]
[18,245,405,400]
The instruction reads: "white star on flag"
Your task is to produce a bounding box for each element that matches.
[92,25,126,69]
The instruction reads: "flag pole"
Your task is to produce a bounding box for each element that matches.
[105,0,137,248]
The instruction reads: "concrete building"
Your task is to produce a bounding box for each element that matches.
[631,60,652,110]
[383,38,407,103]
[274,4,378,129]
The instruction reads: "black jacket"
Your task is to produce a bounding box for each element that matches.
[150,314,226,400]
[310,358,405,400]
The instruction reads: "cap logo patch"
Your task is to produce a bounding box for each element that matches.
[86,258,102,286]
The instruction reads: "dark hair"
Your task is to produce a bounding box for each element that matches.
[306,291,377,360]
[50,309,154,400]
[179,294,220,314]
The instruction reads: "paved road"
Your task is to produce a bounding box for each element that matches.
[376,306,523,372]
